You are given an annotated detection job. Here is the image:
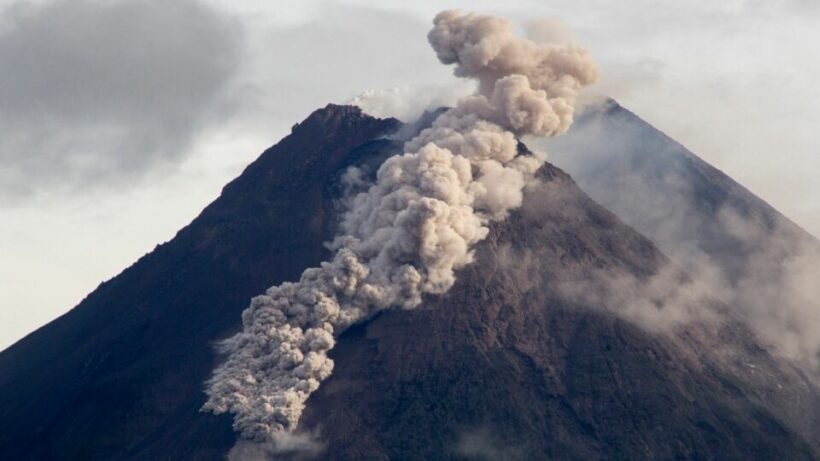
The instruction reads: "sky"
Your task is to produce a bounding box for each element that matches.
[1,0,818,350]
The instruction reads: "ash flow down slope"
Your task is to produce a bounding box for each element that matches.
[0,14,817,461]
[202,10,599,441]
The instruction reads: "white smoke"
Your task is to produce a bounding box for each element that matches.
[348,82,475,122]
[718,207,820,374]
[524,18,577,46]
[227,432,323,461]
[203,10,597,442]
[454,427,526,461]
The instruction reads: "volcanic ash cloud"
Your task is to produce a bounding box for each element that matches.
[203,10,598,441]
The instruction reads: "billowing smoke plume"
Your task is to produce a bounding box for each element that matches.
[203,10,597,441]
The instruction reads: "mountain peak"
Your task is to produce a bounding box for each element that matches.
[290,103,397,136]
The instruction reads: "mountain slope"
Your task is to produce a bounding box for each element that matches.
[0,104,817,460]
[546,99,820,383]
[0,105,400,460]
[298,160,819,460]
[547,99,819,279]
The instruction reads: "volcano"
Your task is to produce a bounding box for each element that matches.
[0,103,817,460]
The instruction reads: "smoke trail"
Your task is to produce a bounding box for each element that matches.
[203,10,597,441]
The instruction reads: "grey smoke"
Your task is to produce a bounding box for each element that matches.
[203,10,597,443]
[0,0,242,203]
[227,432,323,461]
[551,263,726,333]
[454,427,526,461]
[720,208,820,373]
[494,177,726,335]
[539,101,820,377]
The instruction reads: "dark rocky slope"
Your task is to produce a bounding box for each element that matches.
[547,99,820,280]
[299,161,819,460]
[0,105,400,460]
[0,104,817,460]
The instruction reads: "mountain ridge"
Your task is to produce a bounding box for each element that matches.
[549,99,820,275]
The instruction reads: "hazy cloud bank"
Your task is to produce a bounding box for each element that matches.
[0,0,243,202]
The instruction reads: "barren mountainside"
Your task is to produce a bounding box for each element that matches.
[299,134,820,460]
[0,104,817,460]
[549,99,820,279]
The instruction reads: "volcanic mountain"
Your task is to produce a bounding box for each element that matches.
[0,103,818,460]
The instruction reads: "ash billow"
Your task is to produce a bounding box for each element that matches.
[203,10,598,441]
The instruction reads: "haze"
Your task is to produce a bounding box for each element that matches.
[1,0,818,350]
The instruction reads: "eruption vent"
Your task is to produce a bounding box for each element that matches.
[203,10,598,441]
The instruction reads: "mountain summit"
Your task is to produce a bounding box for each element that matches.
[0,103,817,460]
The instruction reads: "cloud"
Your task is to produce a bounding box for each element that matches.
[237,5,455,131]
[0,0,243,203]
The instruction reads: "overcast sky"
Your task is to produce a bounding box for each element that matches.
[1,0,818,349]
